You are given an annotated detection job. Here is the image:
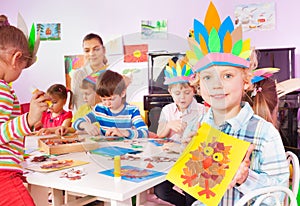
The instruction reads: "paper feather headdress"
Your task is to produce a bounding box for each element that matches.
[163,58,194,85]
[186,2,251,73]
[17,13,40,68]
[84,70,105,85]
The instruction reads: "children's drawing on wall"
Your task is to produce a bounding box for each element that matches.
[64,55,84,89]
[106,35,124,56]
[123,44,148,63]
[37,23,61,40]
[141,20,167,39]
[234,2,275,32]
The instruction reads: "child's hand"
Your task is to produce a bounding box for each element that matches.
[105,127,129,137]
[27,90,50,128]
[81,122,100,135]
[55,126,68,136]
[36,128,52,136]
[167,120,186,133]
[228,144,255,189]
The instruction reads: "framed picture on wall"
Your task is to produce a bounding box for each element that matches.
[64,55,84,89]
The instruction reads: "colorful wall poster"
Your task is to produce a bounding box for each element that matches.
[141,20,167,39]
[123,44,148,63]
[37,23,61,40]
[166,123,250,206]
[64,54,84,89]
[235,2,275,32]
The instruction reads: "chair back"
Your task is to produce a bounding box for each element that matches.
[285,151,299,205]
[235,186,297,206]
[235,151,299,206]
[21,103,30,114]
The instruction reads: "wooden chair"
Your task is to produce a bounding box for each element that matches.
[20,103,30,114]
[236,151,299,206]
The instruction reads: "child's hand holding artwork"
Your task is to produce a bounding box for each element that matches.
[228,144,255,189]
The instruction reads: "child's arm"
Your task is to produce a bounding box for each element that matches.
[73,112,100,135]
[157,107,186,138]
[157,120,185,138]
[0,88,49,144]
[127,106,148,138]
[235,124,290,196]
[228,144,255,189]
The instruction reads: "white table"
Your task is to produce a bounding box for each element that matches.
[23,135,178,206]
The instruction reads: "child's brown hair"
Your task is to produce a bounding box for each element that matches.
[0,25,30,68]
[47,84,73,109]
[96,70,126,97]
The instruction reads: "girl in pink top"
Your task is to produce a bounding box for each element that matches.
[35,84,73,135]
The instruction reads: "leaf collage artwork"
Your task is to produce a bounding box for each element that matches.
[166,123,250,206]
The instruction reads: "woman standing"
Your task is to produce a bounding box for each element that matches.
[71,33,108,111]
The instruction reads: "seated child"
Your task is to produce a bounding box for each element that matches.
[73,70,148,138]
[157,58,206,142]
[35,84,73,135]
[154,58,206,206]
[73,71,102,122]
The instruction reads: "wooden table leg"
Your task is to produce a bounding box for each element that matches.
[27,184,49,206]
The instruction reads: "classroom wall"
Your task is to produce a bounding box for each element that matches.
[1,0,300,103]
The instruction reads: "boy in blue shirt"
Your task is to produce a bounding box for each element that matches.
[73,70,148,139]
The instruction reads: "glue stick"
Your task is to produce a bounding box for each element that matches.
[31,87,52,107]
[114,155,121,181]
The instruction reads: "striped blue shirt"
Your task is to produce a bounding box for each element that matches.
[73,103,148,139]
[193,102,289,206]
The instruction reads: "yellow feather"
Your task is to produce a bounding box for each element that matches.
[176,62,182,76]
[239,50,251,59]
[241,39,251,53]
[166,65,173,74]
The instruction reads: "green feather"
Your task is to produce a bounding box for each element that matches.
[185,69,191,76]
[208,28,221,52]
[193,45,203,60]
[232,40,242,56]
[28,24,36,53]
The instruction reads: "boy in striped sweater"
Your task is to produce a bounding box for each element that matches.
[73,70,148,138]
[0,25,49,205]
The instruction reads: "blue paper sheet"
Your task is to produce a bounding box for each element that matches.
[90,146,140,157]
[99,165,166,182]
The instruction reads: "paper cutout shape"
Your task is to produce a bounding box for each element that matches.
[99,165,165,182]
[124,44,148,62]
[90,146,141,157]
[166,123,250,206]
[26,159,89,173]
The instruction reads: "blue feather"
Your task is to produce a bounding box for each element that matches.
[251,76,264,83]
[194,19,209,45]
[164,70,171,78]
[172,67,177,77]
[218,16,234,52]
[181,65,186,76]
